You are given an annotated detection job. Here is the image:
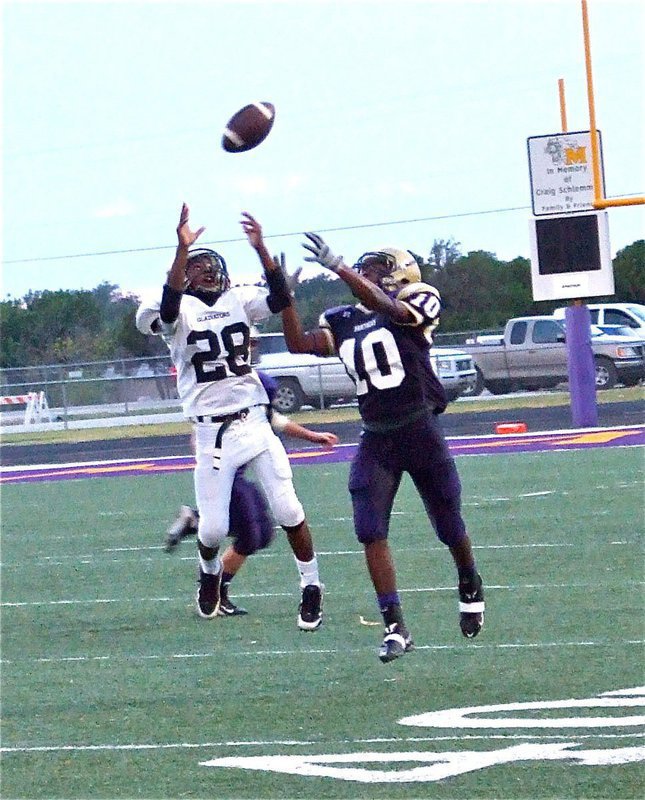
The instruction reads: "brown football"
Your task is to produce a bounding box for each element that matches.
[221,101,276,153]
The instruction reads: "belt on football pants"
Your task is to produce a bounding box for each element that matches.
[191,407,253,471]
[193,408,250,425]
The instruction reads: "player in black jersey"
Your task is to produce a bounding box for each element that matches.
[279,232,485,662]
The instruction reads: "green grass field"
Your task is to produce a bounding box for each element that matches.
[1,446,644,799]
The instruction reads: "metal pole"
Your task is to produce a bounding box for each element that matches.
[581,0,604,207]
[557,78,568,133]
[61,380,69,431]
[580,1,643,210]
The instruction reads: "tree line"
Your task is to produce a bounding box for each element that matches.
[1,239,643,369]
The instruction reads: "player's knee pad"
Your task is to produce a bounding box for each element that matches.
[355,526,388,546]
[270,486,304,529]
[350,487,390,545]
[409,460,466,547]
[196,515,228,550]
[428,461,467,547]
[434,511,467,547]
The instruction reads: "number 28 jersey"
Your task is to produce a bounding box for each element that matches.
[320,282,447,427]
[136,284,271,419]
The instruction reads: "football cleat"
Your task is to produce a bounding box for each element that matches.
[459,573,485,638]
[379,623,414,663]
[165,505,198,552]
[196,568,222,619]
[217,583,248,617]
[297,583,324,631]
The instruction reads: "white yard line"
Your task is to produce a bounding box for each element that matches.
[2,730,643,755]
[3,580,643,608]
[1,638,643,667]
[6,540,622,569]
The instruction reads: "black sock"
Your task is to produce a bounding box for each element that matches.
[381,604,405,629]
[221,572,234,586]
[458,565,478,586]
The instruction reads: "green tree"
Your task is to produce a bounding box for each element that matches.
[259,274,354,333]
[1,238,642,369]
[611,240,644,303]
[430,251,534,331]
[428,237,461,270]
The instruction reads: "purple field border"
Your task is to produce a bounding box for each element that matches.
[2,425,643,486]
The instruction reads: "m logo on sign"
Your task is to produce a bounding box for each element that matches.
[565,146,587,165]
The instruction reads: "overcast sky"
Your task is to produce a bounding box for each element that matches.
[3,0,643,300]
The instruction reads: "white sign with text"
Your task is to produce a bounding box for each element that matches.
[527,130,604,215]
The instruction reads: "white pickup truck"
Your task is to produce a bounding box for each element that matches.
[255,332,477,413]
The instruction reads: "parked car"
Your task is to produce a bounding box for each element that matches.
[460,315,645,394]
[553,303,645,336]
[255,332,477,412]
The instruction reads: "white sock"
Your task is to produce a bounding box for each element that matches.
[199,555,221,576]
[294,556,320,588]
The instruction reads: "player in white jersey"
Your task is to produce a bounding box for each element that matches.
[135,204,324,629]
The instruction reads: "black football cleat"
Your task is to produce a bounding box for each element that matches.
[297,584,324,631]
[217,583,248,617]
[196,569,221,619]
[379,623,414,663]
[459,572,485,638]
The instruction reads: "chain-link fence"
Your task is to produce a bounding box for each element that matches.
[0,355,180,427]
[0,330,503,428]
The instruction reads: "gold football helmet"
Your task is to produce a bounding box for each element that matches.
[353,247,421,292]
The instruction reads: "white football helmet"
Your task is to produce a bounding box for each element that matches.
[353,247,421,292]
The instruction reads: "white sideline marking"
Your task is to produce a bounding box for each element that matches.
[1,639,643,667]
[3,580,643,608]
[2,730,643,755]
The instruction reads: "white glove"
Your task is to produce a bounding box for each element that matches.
[272,252,302,294]
[302,232,343,273]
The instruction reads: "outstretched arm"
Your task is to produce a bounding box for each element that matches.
[302,233,415,324]
[240,212,291,313]
[281,302,335,356]
[167,203,205,291]
[160,203,206,324]
[283,422,339,447]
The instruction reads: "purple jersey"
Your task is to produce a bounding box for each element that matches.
[321,291,447,428]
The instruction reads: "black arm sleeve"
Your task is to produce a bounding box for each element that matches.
[265,269,291,313]
[159,284,183,324]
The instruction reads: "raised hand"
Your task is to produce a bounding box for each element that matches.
[240,211,263,250]
[302,232,343,273]
[273,252,303,294]
[176,203,205,249]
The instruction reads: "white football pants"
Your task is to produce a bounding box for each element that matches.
[192,405,304,549]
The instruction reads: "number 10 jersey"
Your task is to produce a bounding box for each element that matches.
[320,282,447,427]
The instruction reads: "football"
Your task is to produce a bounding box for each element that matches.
[221,101,275,153]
